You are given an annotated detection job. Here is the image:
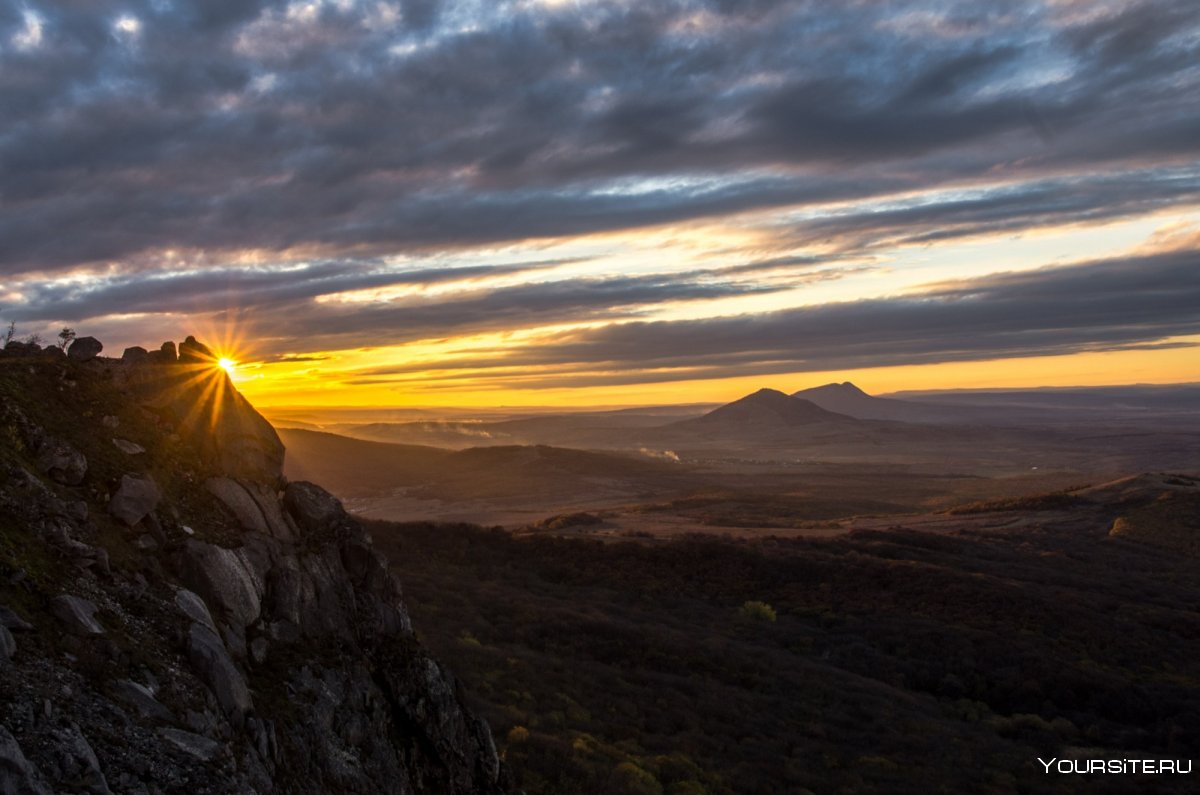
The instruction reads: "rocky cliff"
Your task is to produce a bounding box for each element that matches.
[0,337,504,794]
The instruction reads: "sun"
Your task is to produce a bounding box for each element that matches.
[218,357,236,374]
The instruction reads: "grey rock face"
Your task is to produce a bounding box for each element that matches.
[0,605,33,631]
[50,595,104,636]
[205,478,269,534]
[108,474,161,527]
[283,481,348,539]
[376,641,503,794]
[66,336,103,362]
[47,725,111,795]
[174,589,218,633]
[177,541,261,629]
[249,636,269,665]
[0,350,507,794]
[242,481,296,542]
[133,534,159,551]
[0,625,14,661]
[35,437,87,486]
[134,364,284,485]
[114,681,175,724]
[0,725,53,795]
[158,729,223,762]
[186,623,252,728]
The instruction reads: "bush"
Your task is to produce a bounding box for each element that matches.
[739,600,777,622]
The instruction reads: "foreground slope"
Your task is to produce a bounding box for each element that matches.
[0,341,503,794]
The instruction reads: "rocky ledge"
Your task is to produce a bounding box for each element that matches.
[0,337,504,793]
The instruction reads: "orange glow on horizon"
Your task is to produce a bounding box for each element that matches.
[231,334,1200,410]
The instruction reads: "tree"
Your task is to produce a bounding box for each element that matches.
[2,320,14,347]
[57,328,76,350]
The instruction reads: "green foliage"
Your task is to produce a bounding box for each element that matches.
[374,517,1200,795]
[738,600,776,622]
[948,492,1082,514]
[613,762,663,795]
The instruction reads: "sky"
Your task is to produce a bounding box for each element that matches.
[1,0,1198,407]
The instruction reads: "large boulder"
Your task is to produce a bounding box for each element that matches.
[242,481,297,542]
[66,337,103,362]
[3,341,38,357]
[283,482,348,540]
[111,438,145,455]
[121,346,149,364]
[145,342,176,365]
[186,623,252,727]
[174,589,218,633]
[0,606,32,631]
[47,724,111,795]
[108,474,160,526]
[177,335,215,364]
[206,478,269,534]
[158,728,223,762]
[51,595,104,636]
[35,437,87,486]
[0,726,53,795]
[177,541,261,629]
[114,681,175,724]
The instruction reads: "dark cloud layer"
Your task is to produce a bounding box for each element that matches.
[2,0,1198,386]
[247,270,793,350]
[354,250,1200,388]
[2,0,1197,277]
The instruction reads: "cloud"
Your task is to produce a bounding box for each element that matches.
[237,270,793,351]
[1,0,1197,279]
[776,167,1200,252]
[2,0,1198,394]
[7,256,586,321]
[350,250,1200,388]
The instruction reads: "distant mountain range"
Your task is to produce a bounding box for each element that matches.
[887,383,1200,413]
[674,388,853,429]
[790,381,960,423]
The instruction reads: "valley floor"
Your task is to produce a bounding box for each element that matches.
[371,480,1200,794]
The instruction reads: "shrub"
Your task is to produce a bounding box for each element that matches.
[739,600,777,622]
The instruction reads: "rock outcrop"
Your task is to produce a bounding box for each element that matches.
[108,473,161,527]
[66,336,103,362]
[0,336,505,793]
